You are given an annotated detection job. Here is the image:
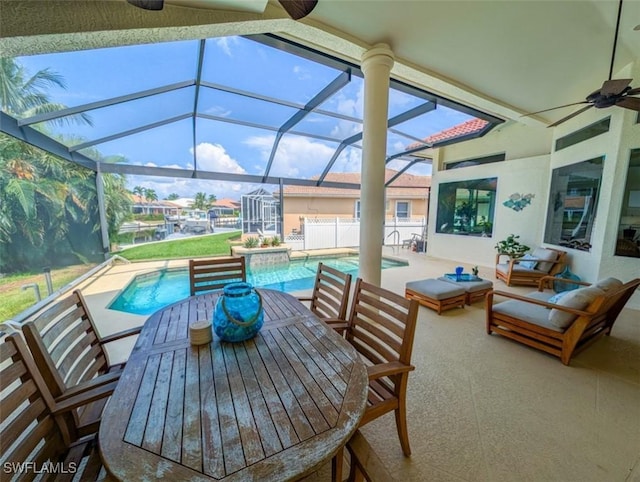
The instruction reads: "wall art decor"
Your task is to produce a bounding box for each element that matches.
[503,193,534,211]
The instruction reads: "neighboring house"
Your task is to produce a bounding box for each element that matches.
[278,169,430,235]
[130,195,181,216]
[209,198,240,216]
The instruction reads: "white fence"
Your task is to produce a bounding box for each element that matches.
[284,217,426,251]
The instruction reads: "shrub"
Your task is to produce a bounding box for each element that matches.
[270,236,281,246]
[243,236,259,248]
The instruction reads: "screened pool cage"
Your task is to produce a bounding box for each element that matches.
[241,188,281,236]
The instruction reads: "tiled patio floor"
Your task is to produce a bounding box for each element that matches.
[71,248,640,481]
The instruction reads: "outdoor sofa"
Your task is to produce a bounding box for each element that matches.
[486,276,640,365]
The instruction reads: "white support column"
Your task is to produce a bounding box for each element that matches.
[359,43,394,286]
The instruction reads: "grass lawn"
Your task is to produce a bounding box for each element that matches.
[118,231,242,261]
[0,265,97,322]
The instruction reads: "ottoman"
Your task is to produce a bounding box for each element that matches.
[438,276,494,305]
[405,279,466,314]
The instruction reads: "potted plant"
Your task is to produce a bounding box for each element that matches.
[495,234,530,258]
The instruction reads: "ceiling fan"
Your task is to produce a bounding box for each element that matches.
[126,0,318,20]
[522,0,640,127]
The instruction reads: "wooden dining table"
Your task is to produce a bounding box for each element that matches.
[99,289,368,481]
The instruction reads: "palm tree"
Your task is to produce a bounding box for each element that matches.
[193,192,208,210]
[208,194,217,206]
[166,193,179,200]
[145,188,157,214]
[0,58,91,126]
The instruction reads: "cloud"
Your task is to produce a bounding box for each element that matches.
[215,37,238,57]
[293,65,311,81]
[190,142,246,174]
[244,135,337,178]
[204,105,232,117]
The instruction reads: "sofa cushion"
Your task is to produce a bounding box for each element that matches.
[496,263,546,276]
[518,253,538,270]
[532,247,558,273]
[492,291,562,331]
[594,277,623,292]
[548,287,605,329]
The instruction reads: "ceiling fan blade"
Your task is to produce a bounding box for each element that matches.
[520,101,589,118]
[278,0,318,19]
[601,78,632,96]
[127,0,164,9]
[616,96,640,111]
[626,87,640,96]
[547,105,593,128]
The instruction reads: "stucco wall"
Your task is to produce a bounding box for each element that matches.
[430,64,639,309]
[429,154,550,267]
[282,195,427,235]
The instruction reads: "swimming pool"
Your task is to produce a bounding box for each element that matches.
[109,255,407,315]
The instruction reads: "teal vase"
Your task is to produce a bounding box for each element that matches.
[553,266,581,293]
[213,282,264,342]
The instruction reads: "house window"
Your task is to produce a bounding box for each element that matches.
[554,117,610,152]
[355,200,361,219]
[445,153,506,170]
[544,157,604,251]
[615,149,640,257]
[396,201,410,218]
[435,178,497,237]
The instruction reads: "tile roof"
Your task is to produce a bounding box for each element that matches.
[281,169,430,197]
[407,118,489,150]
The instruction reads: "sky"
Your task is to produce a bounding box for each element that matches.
[17,35,475,200]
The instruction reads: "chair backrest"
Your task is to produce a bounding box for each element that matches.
[346,279,419,384]
[22,290,109,399]
[1,333,68,468]
[308,262,352,320]
[189,256,246,296]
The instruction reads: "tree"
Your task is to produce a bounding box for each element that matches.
[166,193,179,200]
[0,57,91,126]
[132,185,145,198]
[208,194,217,205]
[193,192,208,210]
[144,188,157,214]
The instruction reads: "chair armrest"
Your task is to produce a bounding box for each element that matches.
[100,325,142,345]
[322,317,349,334]
[52,380,118,414]
[537,276,591,291]
[490,290,594,316]
[367,361,414,381]
[55,371,121,401]
[495,253,512,265]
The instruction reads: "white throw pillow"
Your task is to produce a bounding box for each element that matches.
[518,253,538,270]
[548,287,605,329]
[594,277,623,292]
[547,291,568,305]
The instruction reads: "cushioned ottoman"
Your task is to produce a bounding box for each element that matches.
[405,279,466,314]
[437,277,494,305]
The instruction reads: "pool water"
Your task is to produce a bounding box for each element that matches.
[109,255,407,315]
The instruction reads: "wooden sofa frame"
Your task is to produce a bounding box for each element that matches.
[495,247,566,287]
[486,276,640,365]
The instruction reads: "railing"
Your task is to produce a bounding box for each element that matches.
[2,255,131,327]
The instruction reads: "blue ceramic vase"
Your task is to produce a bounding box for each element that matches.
[213,282,264,342]
[553,266,581,293]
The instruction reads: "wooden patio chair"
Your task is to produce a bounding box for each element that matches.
[344,278,419,455]
[495,246,566,287]
[1,333,111,481]
[22,289,138,441]
[189,255,246,296]
[297,262,352,328]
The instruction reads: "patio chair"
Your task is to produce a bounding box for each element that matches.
[343,278,419,456]
[22,289,138,441]
[297,262,352,330]
[346,430,393,482]
[486,276,640,365]
[189,255,247,295]
[1,333,110,480]
[495,246,566,286]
